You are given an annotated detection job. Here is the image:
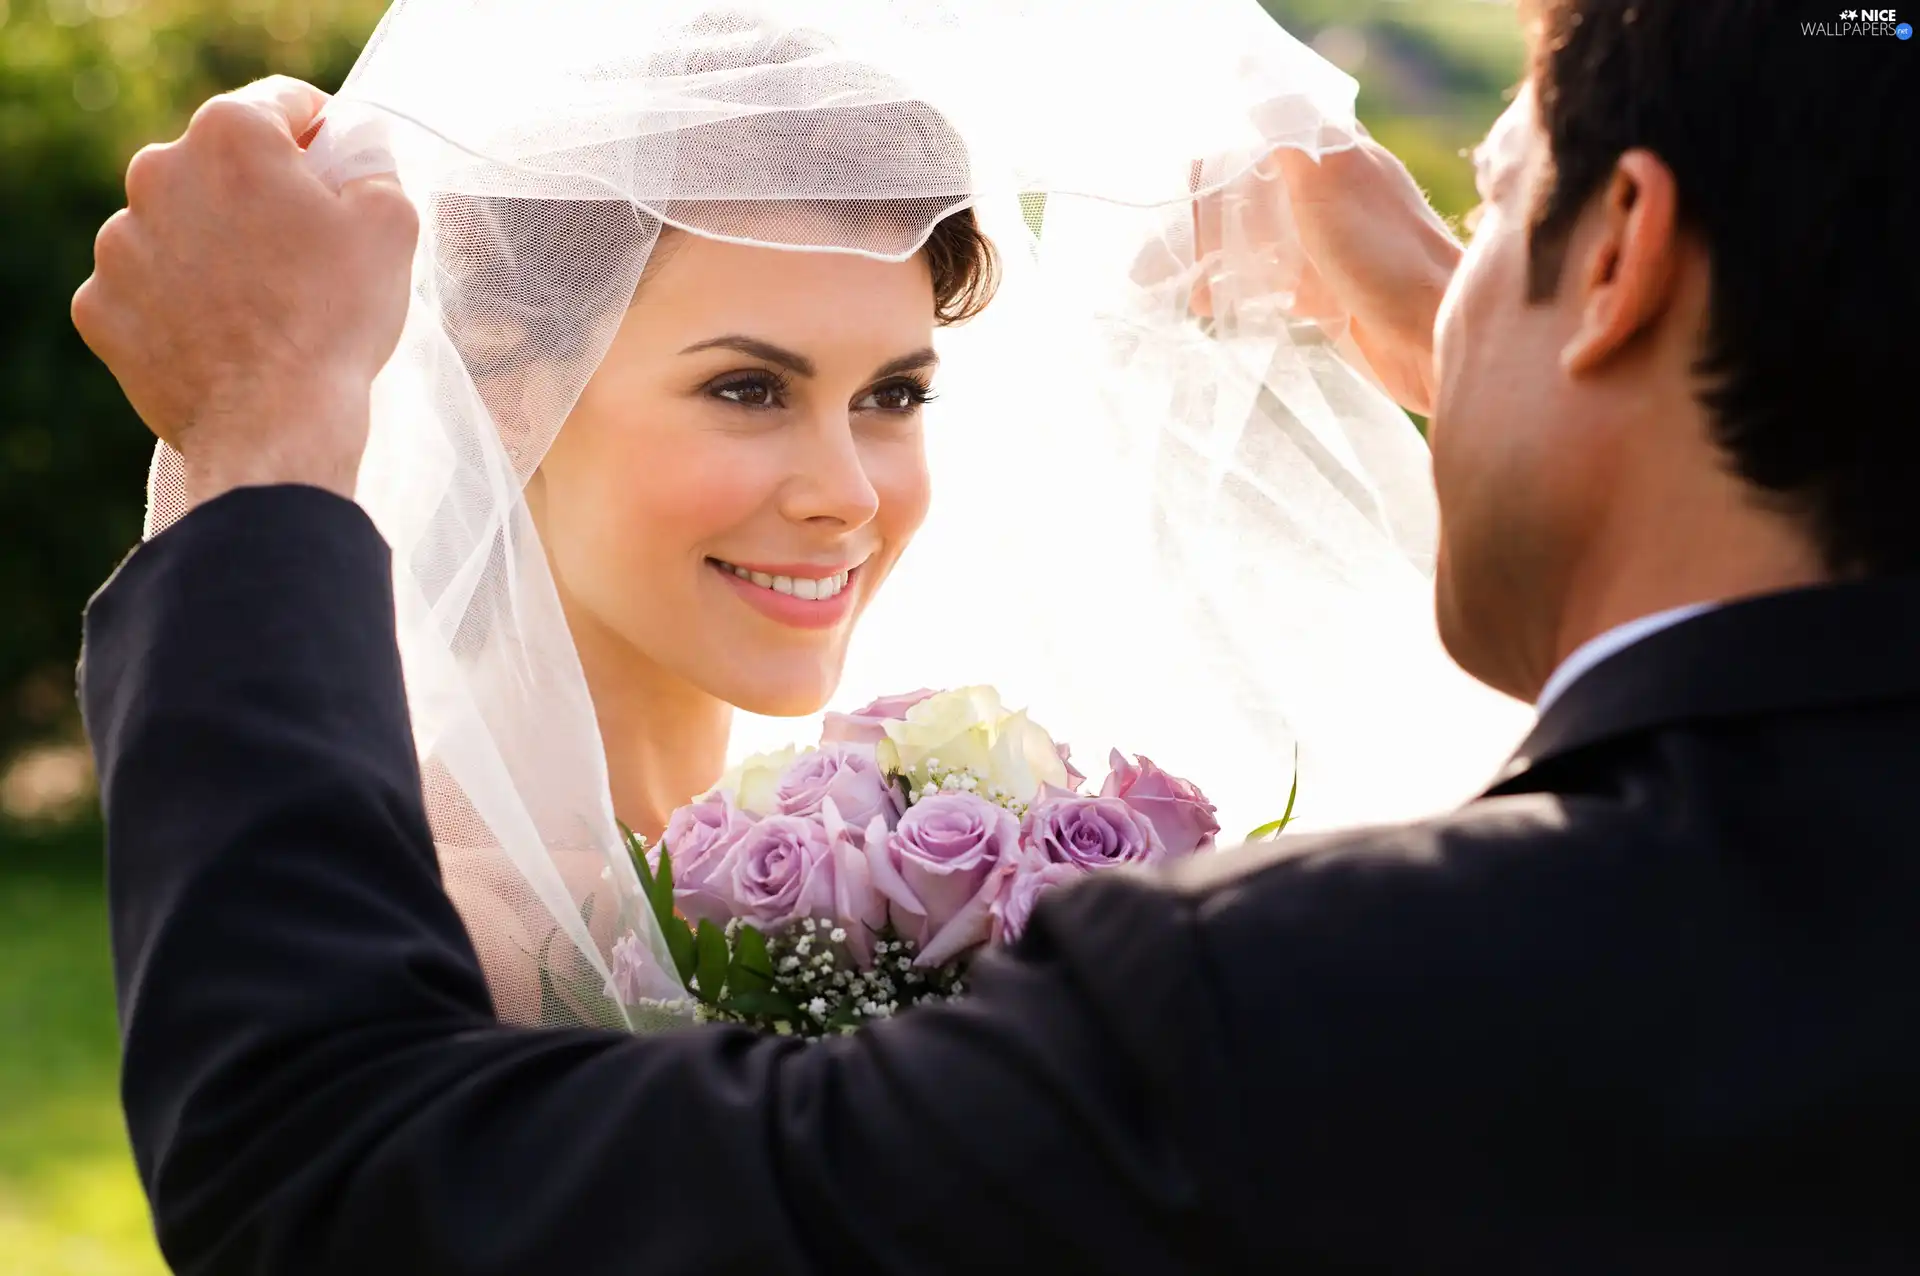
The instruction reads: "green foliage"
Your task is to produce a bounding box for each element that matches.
[627,822,696,985]
[0,814,165,1274]
[0,0,384,764]
[692,919,730,1000]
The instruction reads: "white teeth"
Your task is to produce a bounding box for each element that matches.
[716,560,852,601]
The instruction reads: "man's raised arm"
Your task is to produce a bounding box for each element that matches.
[82,480,1232,1274]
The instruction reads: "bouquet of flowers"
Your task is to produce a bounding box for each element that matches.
[606,686,1287,1039]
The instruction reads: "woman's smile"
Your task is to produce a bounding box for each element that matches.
[707,555,868,630]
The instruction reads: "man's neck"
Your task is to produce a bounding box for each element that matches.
[1538,507,1829,706]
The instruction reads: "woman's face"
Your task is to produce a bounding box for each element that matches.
[534,231,937,717]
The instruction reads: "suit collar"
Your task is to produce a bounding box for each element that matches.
[1486,574,1920,794]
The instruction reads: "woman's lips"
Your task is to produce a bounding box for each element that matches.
[708,557,860,631]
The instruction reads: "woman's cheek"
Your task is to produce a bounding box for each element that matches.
[868,434,932,544]
[630,434,780,555]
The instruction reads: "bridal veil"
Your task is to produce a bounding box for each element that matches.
[143,0,1529,1029]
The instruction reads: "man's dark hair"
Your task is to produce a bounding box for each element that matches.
[1522,0,1917,573]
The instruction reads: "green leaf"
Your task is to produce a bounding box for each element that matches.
[624,823,665,914]
[1245,748,1302,843]
[651,849,695,982]
[625,829,698,989]
[693,919,731,1003]
[727,924,778,997]
[660,920,697,990]
[724,989,804,1021]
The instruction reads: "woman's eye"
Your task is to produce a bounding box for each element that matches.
[709,373,786,409]
[858,379,935,413]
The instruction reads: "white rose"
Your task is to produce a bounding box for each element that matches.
[876,686,1004,780]
[716,744,809,816]
[878,687,1068,803]
[984,709,1070,799]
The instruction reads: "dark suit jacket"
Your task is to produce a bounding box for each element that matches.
[82,486,1920,1275]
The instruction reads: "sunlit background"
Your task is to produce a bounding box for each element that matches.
[0,1,1519,1269]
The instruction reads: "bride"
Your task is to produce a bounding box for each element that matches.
[146,0,1528,1027]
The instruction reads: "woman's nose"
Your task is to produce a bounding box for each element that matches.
[782,412,880,530]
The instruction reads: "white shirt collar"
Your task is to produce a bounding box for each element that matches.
[1534,603,1717,715]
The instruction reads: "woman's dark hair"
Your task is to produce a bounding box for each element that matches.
[433,196,996,381]
[921,206,998,325]
[1520,0,1918,573]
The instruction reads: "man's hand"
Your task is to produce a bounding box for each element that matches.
[1194,133,1462,417]
[72,76,418,506]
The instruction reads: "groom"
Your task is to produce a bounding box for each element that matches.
[72,4,1920,1273]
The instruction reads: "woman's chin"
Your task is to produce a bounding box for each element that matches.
[703,660,843,719]
[726,688,836,718]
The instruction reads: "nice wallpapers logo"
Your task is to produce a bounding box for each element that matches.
[1807,8,1913,36]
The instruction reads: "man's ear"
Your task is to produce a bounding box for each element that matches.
[1560,150,1680,377]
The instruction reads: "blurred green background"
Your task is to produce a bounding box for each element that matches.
[0,1,1521,1270]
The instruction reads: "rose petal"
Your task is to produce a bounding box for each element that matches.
[915,856,1015,968]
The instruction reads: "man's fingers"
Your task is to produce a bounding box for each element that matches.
[123,141,175,210]
[72,272,136,377]
[339,171,421,249]
[72,208,169,397]
[220,75,330,143]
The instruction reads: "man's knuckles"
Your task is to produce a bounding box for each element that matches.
[91,208,143,277]
[69,276,116,359]
[184,94,305,178]
[341,175,421,250]
[122,142,179,210]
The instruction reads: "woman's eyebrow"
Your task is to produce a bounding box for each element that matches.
[869,348,939,381]
[678,335,816,377]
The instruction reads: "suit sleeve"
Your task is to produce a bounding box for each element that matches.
[81,485,1242,1276]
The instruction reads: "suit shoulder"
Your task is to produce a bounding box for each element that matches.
[1151,792,1679,1012]
[1167,790,1643,914]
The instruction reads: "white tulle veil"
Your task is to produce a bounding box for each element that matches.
[144,0,1529,1029]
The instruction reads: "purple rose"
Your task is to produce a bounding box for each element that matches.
[604,929,680,1004]
[1099,751,1220,858]
[774,742,903,832]
[1021,787,1167,869]
[820,801,891,968]
[866,791,1021,968]
[989,855,1084,946]
[821,688,940,746]
[718,815,836,933]
[658,790,758,924]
